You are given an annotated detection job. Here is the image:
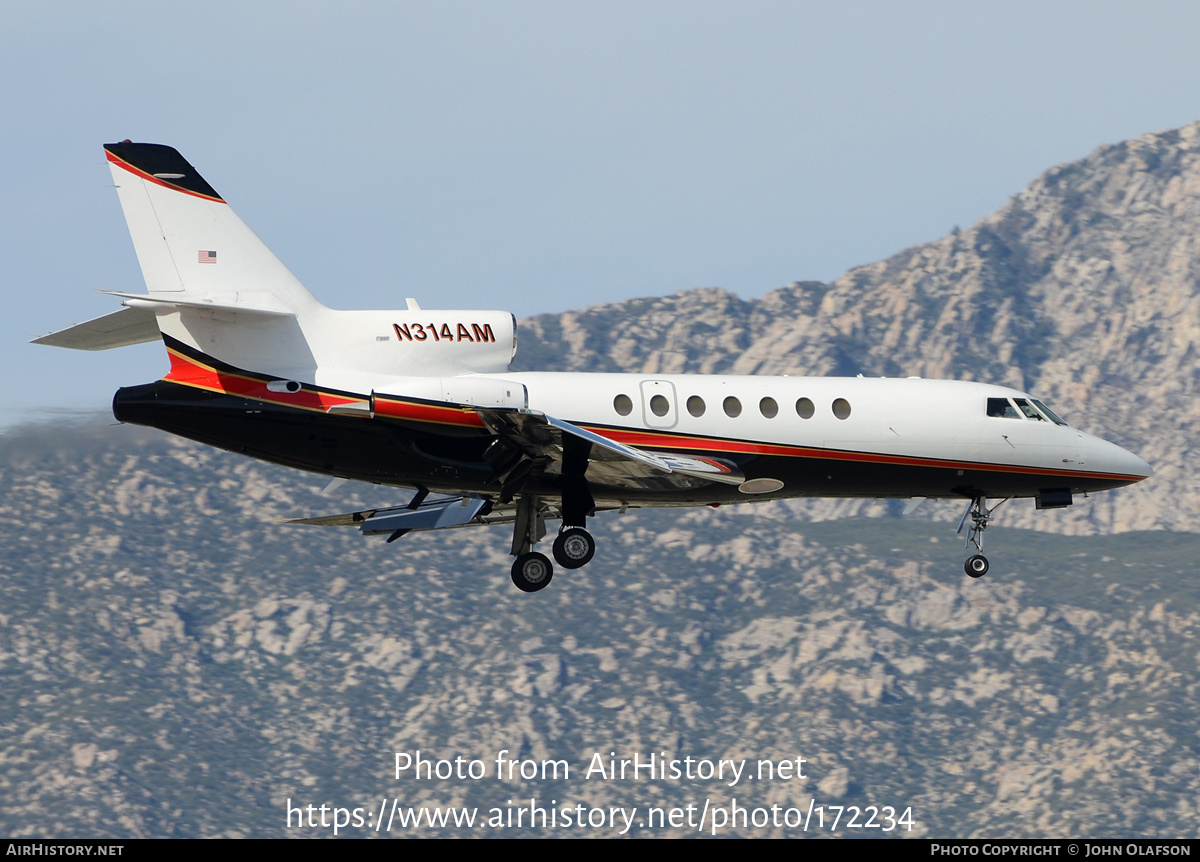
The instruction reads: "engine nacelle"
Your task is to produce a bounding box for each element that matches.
[440,377,527,409]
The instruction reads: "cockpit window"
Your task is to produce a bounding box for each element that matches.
[988,395,1071,425]
[1031,399,1069,426]
[1013,398,1046,421]
[987,398,1021,419]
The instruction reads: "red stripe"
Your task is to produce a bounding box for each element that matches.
[373,395,486,427]
[106,151,226,203]
[586,425,1142,484]
[164,348,363,413]
[163,349,485,425]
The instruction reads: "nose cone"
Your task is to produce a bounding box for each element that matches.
[1087,435,1152,486]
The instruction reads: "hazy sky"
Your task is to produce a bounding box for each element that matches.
[6,1,1200,424]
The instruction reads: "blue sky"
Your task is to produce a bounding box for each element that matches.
[6,1,1200,424]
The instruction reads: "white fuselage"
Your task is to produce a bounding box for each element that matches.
[487,372,1147,485]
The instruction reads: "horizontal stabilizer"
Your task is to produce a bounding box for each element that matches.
[32,306,160,351]
[102,291,296,317]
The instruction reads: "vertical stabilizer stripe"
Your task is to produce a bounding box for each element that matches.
[105,148,227,203]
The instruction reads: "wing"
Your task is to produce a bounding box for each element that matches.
[286,493,510,538]
[287,407,744,538]
[476,407,745,493]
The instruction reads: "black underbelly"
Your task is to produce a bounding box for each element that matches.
[112,381,499,491]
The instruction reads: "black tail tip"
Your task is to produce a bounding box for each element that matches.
[103,141,223,201]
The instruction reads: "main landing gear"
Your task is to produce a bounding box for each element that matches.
[553,527,596,569]
[508,495,598,592]
[511,552,554,593]
[506,434,598,592]
[956,495,1007,579]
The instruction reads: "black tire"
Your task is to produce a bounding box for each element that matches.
[965,554,989,578]
[511,553,554,592]
[553,527,596,569]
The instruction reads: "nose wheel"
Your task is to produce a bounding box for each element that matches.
[956,495,1007,579]
[964,554,989,578]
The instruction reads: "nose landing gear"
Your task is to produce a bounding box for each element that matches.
[956,495,1007,579]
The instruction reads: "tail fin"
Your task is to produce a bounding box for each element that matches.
[104,142,322,314]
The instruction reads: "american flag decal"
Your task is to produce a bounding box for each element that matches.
[198,250,217,264]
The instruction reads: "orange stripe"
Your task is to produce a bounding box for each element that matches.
[163,348,363,414]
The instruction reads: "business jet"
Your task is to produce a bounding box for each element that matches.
[34,142,1152,592]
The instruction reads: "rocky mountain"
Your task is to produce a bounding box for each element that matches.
[1,422,1199,838]
[516,121,1200,535]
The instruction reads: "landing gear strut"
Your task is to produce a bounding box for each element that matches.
[504,432,599,592]
[508,494,598,592]
[509,494,551,591]
[553,436,596,571]
[956,495,1007,579]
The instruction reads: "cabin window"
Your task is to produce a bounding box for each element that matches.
[1032,399,1069,426]
[987,398,1021,419]
[649,394,670,417]
[832,398,851,420]
[687,395,706,417]
[759,397,778,418]
[796,397,815,419]
[614,394,633,416]
[723,396,742,417]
